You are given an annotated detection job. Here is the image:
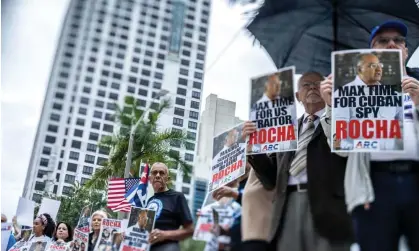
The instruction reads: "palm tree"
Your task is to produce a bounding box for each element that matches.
[85,96,192,190]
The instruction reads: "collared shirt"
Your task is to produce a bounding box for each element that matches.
[370,75,419,161]
[288,108,325,185]
[333,76,403,151]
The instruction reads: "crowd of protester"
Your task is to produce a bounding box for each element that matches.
[2,19,419,251]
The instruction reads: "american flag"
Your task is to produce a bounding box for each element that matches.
[125,163,150,208]
[107,178,139,212]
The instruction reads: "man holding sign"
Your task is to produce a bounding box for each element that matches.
[320,20,419,251]
[245,71,353,251]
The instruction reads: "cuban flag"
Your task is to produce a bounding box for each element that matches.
[124,163,150,208]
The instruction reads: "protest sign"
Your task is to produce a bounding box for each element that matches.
[120,207,156,251]
[249,66,298,154]
[28,241,48,251]
[209,123,246,192]
[16,197,35,227]
[71,229,88,251]
[331,49,404,152]
[2,223,12,251]
[8,242,30,251]
[38,198,61,221]
[94,219,122,251]
[46,241,69,251]
[193,198,241,244]
[203,209,220,251]
[75,205,92,233]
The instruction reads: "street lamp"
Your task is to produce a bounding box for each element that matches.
[123,89,169,178]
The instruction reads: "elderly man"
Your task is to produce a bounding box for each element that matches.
[320,20,419,251]
[333,52,403,151]
[243,71,353,251]
[146,162,193,251]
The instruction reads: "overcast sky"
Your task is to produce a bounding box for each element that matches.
[1,0,418,219]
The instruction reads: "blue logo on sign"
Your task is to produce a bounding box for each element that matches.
[147,199,163,219]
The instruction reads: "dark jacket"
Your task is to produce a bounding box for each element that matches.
[248,117,354,243]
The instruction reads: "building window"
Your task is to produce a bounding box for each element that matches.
[178,78,187,86]
[80,97,89,105]
[71,140,81,149]
[185,153,194,161]
[191,101,200,109]
[74,129,83,137]
[99,147,110,155]
[76,118,85,126]
[52,103,62,111]
[89,132,99,141]
[174,107,185,116]
[185,142,195,151]
[69,151,80,160]
[82,166,93,175]
[78,107,87,115]
[81,178,90,185]
[194,72,203,80]
[50,113,61,122]
[179,69,188,76]
[188,121,197,129]
[42,147,51,155]
[193,82,202,89]
[138,89,148,97]
[182,186,190,195]
[32,193,42,203]
[195,62,204,70]
[40,158,49,167]
[47,124,58,133]
[192,91,201,99]
[189,111,199,119]
[45,135,56,144]
[85,154,95,164]
[91,121,100,129]
[35,182,45,191]
[109,93,119,100]
[173,118,183,126]
[103,124,114,133]
[87,143,97,152]
[177,88,187,96]
[187,131,196,140]
[94,111,102,118]
[175,98,185,106]
[67,163,78,172]
[37,170,47,179]
[64,174,76,184]
[62,186,72,195]
[97,157,107,165]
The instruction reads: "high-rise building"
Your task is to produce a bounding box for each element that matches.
[22,0,211,209]
[192,94,243,210]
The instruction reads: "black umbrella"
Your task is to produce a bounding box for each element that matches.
[245,0,419,75]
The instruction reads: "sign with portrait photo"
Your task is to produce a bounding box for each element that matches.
[94,219,122,251]
[331,49,404,152]
[71,229,88,251]
[120,207,156,251]
[248,66,298,154]
[75,205,92,233]
[209,123,246,192]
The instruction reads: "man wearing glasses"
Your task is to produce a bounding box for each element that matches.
[320,20,419,251]
[333,52,404,151]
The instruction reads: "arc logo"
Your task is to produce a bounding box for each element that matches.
[355,140,379,150]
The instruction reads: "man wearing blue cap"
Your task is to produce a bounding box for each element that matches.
[320,20,419,251]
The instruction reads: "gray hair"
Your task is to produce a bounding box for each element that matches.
[354,53,379,74]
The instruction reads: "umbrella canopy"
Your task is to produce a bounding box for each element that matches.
[247,0,419,75]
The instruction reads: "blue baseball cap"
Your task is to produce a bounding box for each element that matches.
[369,20,408,47]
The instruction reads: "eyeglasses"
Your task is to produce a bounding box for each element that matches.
[374,36,406,46]
[368,63,384,69]
[301,81,321,89]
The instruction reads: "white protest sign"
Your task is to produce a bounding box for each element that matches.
[16,197,35,227]
[2,223,12,251]
[38,198,61,220]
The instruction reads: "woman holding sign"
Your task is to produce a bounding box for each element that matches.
[87,211,108,251]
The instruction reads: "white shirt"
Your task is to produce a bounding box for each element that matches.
[249,94,298,153]
[333,76,403,151]
[288,108,325,185]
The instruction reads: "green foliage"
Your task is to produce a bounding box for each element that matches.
[180,238,206,251]
[85,96,192,190]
